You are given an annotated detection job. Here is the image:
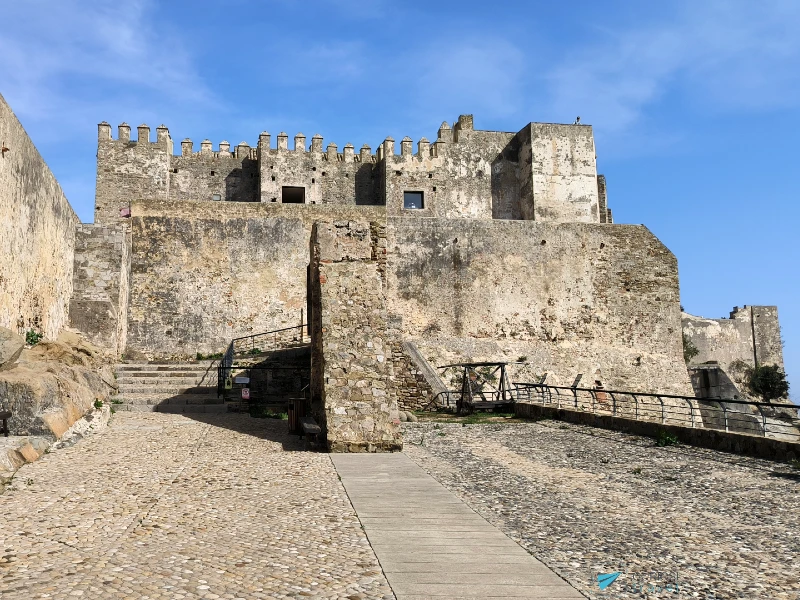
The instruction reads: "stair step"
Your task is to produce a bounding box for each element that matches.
[112,403,228,414]
[116,363,216,371]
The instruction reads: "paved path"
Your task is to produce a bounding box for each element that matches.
[1,413,394,599]
[332,453,582,600]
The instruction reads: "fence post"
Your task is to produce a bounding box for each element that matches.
[720,402,728,432]
[685,398,695,428]
[755,404,767,437]
[632,395,638,420]
[657,396,664,424]
[590,390,596,414]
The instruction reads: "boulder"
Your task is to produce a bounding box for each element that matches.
[0,327,24,371]
[0,330,115,438]
[399,411,409,422]
[407,412,419,423]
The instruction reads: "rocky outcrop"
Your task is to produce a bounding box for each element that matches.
[0,327,24,371]
[0,329,116,437]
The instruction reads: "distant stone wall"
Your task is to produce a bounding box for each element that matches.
[682,306,784,371]
[0,93,78,340]
[682,306,784,399]
[69,223,130,356]
[386,217,693,395]
[126,200,384,359]
[309,220,401,452]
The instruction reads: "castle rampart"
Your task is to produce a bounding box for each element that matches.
[0,92,78,340]
[93,114,613,225]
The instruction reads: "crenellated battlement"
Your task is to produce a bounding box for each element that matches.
[176,138,257,161]
[94,113,607,222]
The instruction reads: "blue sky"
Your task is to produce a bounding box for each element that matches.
[2,0,798,397]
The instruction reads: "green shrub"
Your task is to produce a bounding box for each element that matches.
[655,430,680,447]
[94,399,104,410]
[747,364,790,403]
[25,329,43,346]
[682,333,699,363]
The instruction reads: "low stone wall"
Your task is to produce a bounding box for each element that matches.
[515,402,800,462]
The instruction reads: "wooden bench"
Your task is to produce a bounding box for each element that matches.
[300,416,321,451]
[0,411,11,437]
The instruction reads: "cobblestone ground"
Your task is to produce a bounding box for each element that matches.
[0,413,394,600]
[404,420,800,600]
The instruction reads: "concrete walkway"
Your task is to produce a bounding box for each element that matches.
[332,453,583,599]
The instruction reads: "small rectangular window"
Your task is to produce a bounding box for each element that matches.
[282,186,305,204]
[212,193,221,201]
[403,191,424,209]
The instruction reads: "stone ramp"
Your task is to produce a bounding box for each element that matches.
[332,453,583,599]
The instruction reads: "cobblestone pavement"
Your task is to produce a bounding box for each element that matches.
[0,413,394,600]
[403,420,800,600]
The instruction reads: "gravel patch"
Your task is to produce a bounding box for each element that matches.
[403,420,800,599]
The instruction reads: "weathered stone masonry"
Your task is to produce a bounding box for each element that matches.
[310,220,401,452]
[0,92,78,340]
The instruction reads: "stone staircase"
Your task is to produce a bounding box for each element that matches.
[111,362,225,413]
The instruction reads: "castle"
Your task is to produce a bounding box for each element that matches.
[0,91,786,450]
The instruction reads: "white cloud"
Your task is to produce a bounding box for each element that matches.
[405,38,527,122]
[545,0,800,137]
[0,0,212,125]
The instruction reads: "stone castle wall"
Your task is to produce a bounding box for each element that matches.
[95,123,172,224]
[385,217,693,395]
[126,200,384,359]
[0,92,78,340]
[94,115,611,225]
[69,223,130,356]
[683,306,784,372]
[309,220,401,452]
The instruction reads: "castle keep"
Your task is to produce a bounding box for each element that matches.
[0,90,786,450]
[93,115,611,223]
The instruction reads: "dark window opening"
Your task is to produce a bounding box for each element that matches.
[395,171,402,176]
[312,178,315,183]
[322,171,327,176]
[403,191,424,210]
[210,171,216,176]
[345,173,349,178]
[312,166,317,171]
[282,186,305,204]
[432,186,437,192]
[428,173,433,178]
[172,168,178,173]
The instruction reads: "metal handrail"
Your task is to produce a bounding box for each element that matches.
[513,382,799,441]
[218,324,309,397]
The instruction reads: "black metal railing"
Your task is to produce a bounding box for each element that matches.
[218,324,309,397]
[512,383,800,441]
[422,385,800,441]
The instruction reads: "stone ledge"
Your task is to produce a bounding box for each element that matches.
[515,402,800,462]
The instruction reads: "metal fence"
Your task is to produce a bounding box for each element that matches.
[427,384,800,441]
[218,324,309,397]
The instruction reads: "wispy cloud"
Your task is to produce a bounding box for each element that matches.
[545,0,800,143]
[0,0,211,127]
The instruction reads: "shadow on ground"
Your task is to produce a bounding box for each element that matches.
[180,412,306,451]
